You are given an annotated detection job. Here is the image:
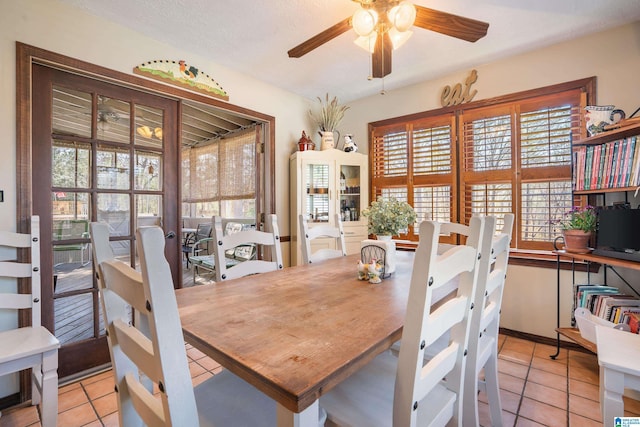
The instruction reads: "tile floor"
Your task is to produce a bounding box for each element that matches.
[1,335,639,426]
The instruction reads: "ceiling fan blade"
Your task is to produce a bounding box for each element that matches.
[414,6,489,42]
[288,17,352,58]
[372,32,392,78]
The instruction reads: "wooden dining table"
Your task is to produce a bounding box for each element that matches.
[176,251,419,426]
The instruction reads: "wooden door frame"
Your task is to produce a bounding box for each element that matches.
[15,42,276,399]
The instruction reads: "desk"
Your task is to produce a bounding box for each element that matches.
[176,252,417,426]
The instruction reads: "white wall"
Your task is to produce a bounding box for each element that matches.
[342,22,640,339]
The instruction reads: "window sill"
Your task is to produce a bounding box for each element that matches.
[397,242,600,272]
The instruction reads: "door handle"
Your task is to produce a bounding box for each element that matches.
[165,231,176,239]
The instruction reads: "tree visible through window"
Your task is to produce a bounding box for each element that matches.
[369,79,593,251]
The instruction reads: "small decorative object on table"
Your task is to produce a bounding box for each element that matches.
[553,205,596,253]
[309,93,349,151]
[357,259,383,283]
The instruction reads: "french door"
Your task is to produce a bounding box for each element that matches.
[31,64,180,378]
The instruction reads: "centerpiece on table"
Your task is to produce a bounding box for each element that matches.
[362,197,417,239]
[309,93,349,151]
[360,197,417,276]
[556,205,596,253]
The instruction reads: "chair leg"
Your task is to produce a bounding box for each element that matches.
[484,352,503,427]
[40,349,59,427]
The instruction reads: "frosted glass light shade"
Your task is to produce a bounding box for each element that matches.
[354,32,378,53]
[389,27,413,50]
[388,1,416,32]
[352,8,378,37]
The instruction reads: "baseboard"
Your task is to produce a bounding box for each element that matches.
[0,392,21,411]
[499,327,594,354]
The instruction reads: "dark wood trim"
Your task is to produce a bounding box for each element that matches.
[57,337,110,379]
[369,77,597,128]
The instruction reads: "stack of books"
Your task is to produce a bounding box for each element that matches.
[573,135,640,191]
[573,284,640,333]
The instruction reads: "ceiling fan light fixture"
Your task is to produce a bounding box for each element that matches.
[137,125,153,139]
[388,27,413,50]
[388,1,416,32]
[354,31,378,53]
[352,7,378,37]
[154,127,163,139]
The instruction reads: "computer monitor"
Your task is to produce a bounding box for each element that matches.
[594,208,640,262]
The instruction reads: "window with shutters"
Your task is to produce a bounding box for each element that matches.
[368,78,594,251]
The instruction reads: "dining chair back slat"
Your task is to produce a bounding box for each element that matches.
[211,214,283,281]
[0,216,60,427]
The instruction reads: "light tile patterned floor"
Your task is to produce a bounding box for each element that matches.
[1,335,639,426]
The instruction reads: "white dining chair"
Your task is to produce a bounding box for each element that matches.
[0,216,60,427]
[211,214,283,281]
[98,226,278,426]
[299,213,346,264]
[463,213,513,427]
[320,216,490,426]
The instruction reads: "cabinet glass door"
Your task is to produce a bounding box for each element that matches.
[304,162,331,223]
[339,164,362,222]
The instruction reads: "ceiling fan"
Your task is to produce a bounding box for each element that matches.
[288,0,489,79]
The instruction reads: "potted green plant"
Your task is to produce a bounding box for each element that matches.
[309,93,349,150]
[557,205,596,253]
[362,197,417,238]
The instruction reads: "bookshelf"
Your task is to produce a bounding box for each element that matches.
[551,250,640,358]
[550,124,640,357]
[572,123,640,194]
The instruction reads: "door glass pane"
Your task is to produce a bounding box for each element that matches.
[339,165,361,222]
[137,194,162,226]
[135,104,164,149]
[52,141,91,188]
[52,86,92,138]
[54,293,103,345]
[135,151,162,191]
[97,96,131,144]
[306,163,330,222]
[52,191,92,295]
[97,145,130,190]
[98,193,131,237]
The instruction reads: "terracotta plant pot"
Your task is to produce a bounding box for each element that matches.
[562,229,592,253]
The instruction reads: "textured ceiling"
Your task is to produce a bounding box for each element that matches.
[59,0,640,103]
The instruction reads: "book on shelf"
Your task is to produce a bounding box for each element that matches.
[626,312,640,334]
[615,306,640,325]
[598,295,640,322]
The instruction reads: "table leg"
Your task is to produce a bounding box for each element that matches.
[276,400,319,427]
[601,366,625,425]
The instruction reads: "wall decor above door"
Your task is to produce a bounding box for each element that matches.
[134,59,229,100]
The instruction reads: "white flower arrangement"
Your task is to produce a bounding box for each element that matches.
[362,197,417,237]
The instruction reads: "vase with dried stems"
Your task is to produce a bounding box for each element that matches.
[309,94,349,150]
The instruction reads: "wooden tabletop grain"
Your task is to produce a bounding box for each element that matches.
[175,252,415,413]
